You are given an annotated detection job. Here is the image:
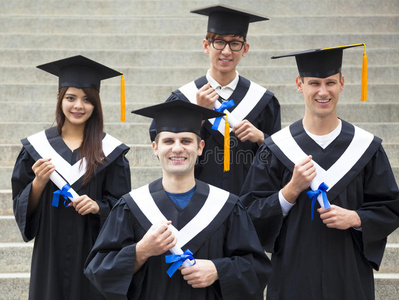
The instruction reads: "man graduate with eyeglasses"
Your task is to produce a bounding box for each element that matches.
[85,100,271,300]
[240,44,399,300]
[149,5,281,196]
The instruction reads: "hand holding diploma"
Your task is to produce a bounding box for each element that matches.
[197,82,238,128]
[50,171,80,202]
[135,221,195,276]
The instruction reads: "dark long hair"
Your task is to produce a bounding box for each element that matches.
[56,87,105,186]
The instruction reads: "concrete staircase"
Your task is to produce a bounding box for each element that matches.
[0,0,398,298]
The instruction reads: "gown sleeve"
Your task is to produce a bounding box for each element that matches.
[239,143,291,253]
[212,201,272,300]
[84,198,139,300]
[356,145,399,269]
[11,148,42,242]
[258,93,281,139]
[96,151,131,225]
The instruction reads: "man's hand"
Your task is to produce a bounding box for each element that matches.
[69,195,100,215]
[282,155,316,203]
[134,221,177,273]
[232,120,264,145]
[318,205,361,230]
[196,83,219,109]
[180,259,218,288]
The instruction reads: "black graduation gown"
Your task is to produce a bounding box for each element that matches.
[12,127,131,300]
[240,120,399,300]
[149,75,281,195]
[84,179,271,300]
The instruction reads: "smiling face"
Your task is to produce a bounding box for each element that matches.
[203,34,249,81]
[152,132,204,178]
[297,73,344,121]
[61,87,94,129]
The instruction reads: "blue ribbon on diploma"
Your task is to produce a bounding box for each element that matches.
[212,100,235,130]
[306,182,331,220]
[165,249,196,278]
[52,184,73,207]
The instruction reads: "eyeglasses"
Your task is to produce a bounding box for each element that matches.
[207,38,245,52]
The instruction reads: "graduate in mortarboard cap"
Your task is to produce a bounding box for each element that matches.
[149,4,281,196]
[240,44,399,300]
[84,99,272,300]
[11,55,131,300]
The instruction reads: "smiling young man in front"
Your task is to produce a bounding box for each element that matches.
[149,5,281,196]
[85,100,271,300]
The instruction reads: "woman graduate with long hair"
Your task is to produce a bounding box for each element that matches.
[11,55,131,300]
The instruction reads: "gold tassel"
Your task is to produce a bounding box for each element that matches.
[361,44,367,101]
[224,115,230,172]
[120,74,126,122]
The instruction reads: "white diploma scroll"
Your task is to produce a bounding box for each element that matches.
[168,226,194,268]
[213,101,239,128]
[50,171,80,202]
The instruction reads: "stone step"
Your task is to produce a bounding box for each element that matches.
[2,101,399,124]
[0,243,33,273]
[0,15,398,35]
[2,0,398,16]
[0,274,30,300]
[0,82,397,104]
[4,163,398,192]
[1,162,399,192]
[1,65,398,85]
[1,165,161,191]
[1,122,398,145]
[0,273,397,300]
[1,33,397,50]
[1,209,399,241]
[1,0,216,16]
[0,190,12,216]
[1,140,399,173]
[3,141,399,170]
[380,244,399,273]
[0,217,25,243]
[374,274,399,300]
[1,144,159,167]
[0,239,398,273]
[0,48,397,67]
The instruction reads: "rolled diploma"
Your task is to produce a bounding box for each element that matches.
[50,171,80,202]
[213,101,239,128]
[168,226,194,268]
[310,180,330,209]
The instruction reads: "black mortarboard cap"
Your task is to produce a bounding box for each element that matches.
[272,43,368,101]
[36,55,122,91]
[191,5,268,38]
[132,99,224,136]
[271,43,364,78]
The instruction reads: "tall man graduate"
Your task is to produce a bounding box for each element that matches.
[85,100,271,300]
[240,44,399,300]
[149,5,281,195]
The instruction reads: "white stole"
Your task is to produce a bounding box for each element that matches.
[271,125,374,206]
[130,184,230,250]
[27,130,122,185]
[179,80,266,136]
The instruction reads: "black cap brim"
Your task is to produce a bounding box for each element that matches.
[132,99,224,136]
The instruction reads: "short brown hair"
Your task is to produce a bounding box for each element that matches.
[205,32,246,43]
